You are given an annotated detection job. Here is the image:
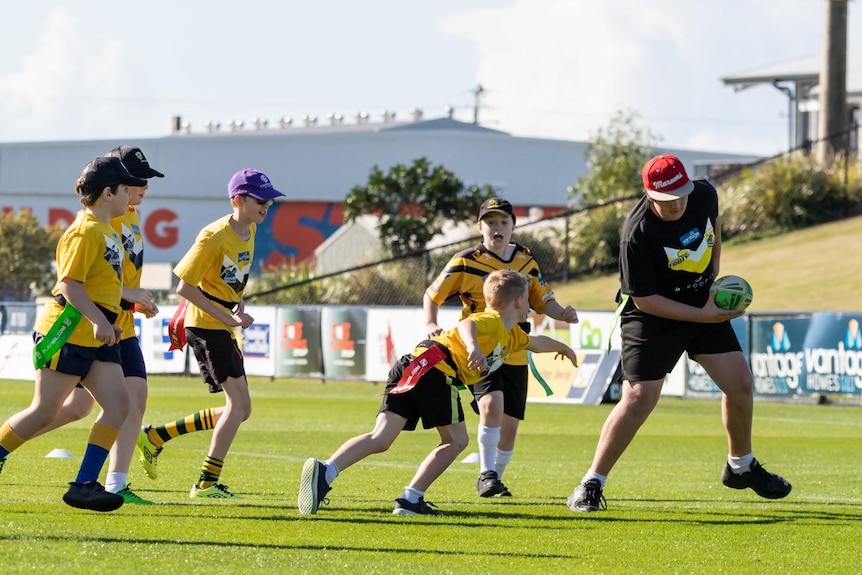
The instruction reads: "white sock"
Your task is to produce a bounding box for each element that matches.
[323,460,340,485]
[495,449,514,480]
[581,470,607,489]
[728,452,754,473]
[105,472,127,493]
[477,425,500,473]
[401,486,424,503]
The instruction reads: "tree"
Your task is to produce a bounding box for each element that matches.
[0,211,63,300]
[565,110,660,273]
[568,109,659,205]
[344,157,494,257]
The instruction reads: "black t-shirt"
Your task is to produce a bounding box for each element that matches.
[619,180,719,317]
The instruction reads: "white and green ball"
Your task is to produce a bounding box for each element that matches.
[712,275,753,311]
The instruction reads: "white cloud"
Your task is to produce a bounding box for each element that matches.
[0,7,134,142]
[441,0,832,155]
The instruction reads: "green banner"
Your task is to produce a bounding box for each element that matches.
[32,303,83,369]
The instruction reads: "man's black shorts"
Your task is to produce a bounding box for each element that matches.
[621,316,741,382]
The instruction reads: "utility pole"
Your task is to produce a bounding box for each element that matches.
[817,0,848,163]
[472,84,485,125]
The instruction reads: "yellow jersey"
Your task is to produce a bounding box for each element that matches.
[112,206,144,339]
[35,210,124,347]
[414,310,531,387]
[173,214,256,335]
[426,242,555,365]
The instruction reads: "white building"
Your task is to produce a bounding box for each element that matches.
[0,117,755,283]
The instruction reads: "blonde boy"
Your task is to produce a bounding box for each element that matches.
[299,269,578,516]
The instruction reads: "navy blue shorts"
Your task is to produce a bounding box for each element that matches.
[186,327,245,393]
[33,332,122,378]
[119,337,147,379]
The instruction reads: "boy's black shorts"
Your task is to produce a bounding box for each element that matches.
[379,354,464,430]
[621,316,741,382]
[470,363,529,420]
[186,327,246,393]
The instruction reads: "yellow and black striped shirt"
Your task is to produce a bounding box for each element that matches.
[426,242,556,365]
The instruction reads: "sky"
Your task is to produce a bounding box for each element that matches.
[0,1,859,157]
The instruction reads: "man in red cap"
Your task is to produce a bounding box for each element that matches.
[565,154,791,512]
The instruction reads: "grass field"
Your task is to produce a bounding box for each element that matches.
[553,213,862,312]
[1,376,860,574]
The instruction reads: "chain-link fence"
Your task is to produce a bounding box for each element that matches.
[245,197,639,306]
[245,127,861,307]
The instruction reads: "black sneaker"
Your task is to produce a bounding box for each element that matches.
[494,485,512,497]
[63,481,125,512]
[393,497,443,516]
[298,458,331,515]
[721,459,792,499]
[566,479,607,512]
[476,470,508,497]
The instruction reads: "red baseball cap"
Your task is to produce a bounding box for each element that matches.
[642,154,695,201]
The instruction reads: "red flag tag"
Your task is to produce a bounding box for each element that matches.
[168,299,189,351]
[388,345,447,395]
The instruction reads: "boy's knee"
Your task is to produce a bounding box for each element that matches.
[64,401,95,422]
[451,430,470,452]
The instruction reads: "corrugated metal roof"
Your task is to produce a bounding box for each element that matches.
[722,52,862,97]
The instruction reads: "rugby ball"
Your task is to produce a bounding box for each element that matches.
[712,275,753,311]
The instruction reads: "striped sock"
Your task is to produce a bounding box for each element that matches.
[197,455,224,489]
[148,408,220,448]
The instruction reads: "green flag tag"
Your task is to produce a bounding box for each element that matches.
[32,303,83,370]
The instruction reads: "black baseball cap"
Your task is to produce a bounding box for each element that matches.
[106,145,164,179]
[79,156,148,190]
[478,198,516,224]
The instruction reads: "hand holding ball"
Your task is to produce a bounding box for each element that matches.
[712,275,753,311]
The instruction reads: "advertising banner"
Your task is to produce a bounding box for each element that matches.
[321,307,367,380]
[0,334,36,381]
[528,350,621,404]
[527,311,622,404]
[276,307,323,378]
[241,305,277,377]
[364,307,460,382]
[0,303,39,335]
[801,312,862,396]
[750,315,811,396]
[140,305,188,374]
[566,310,622,352]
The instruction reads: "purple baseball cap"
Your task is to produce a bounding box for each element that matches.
[227,169,285,201]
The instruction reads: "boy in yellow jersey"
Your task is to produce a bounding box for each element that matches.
[298,269,578,516]
[26,146,165,505]
[0,156,144,511]
[101,146,162,503]
[153,169,283,500]
[424,198,580,498]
